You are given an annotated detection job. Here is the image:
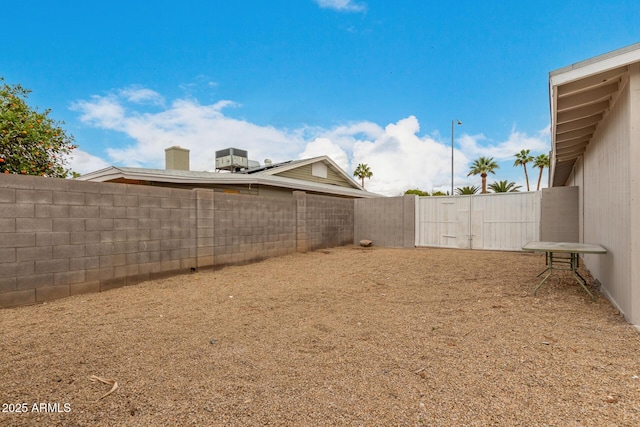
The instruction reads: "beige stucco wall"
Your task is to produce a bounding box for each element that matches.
[539,187,579,243]
[275,164,354,188]
[629,62,640,330]
[567,64,639,328]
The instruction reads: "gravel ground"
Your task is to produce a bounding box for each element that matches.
[1,246,639,426]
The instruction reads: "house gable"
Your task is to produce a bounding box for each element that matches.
[272,161,356,189]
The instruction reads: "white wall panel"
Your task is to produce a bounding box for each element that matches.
[580,68,635,325]
[416,192,541,251]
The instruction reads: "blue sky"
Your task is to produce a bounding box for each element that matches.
[3,0,640,195]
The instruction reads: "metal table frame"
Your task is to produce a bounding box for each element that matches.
[522,241,607,301]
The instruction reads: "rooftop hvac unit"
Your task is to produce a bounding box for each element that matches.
[215,148,249,172]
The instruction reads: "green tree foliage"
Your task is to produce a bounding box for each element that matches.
[467,156,499,194]
[404,189,449,196]
[353,163,373,189]
[488,180,522,193]
[533,153,550,190]
[514,149,534,191]
[455,185,480,195]
[405,189,430,196]
[0,78,77,177]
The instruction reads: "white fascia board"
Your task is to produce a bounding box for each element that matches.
[75,166,126,182]
[256,174,381,198]
[78,167,260,185]
[135,172,259,185]
[550,43,640,87]
[78,166,380,198]
[257,156,321,176]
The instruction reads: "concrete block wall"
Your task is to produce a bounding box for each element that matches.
[194,189,215,268]
[1,175,356,308]
[212,192,297,265]
[354,195,416,248]
[0,174,197,308]
[297,192,354,251]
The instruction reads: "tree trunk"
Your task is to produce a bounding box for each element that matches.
[524,165,530,191]
[481,173,487,194]
[536,167,543,191]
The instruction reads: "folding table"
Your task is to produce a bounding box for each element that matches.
[522,241,607,300]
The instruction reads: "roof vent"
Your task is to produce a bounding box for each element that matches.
[264,159,272,166]
[215,148,248,172]
[165,146,190,171]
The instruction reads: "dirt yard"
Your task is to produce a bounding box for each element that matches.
[1,246,639,426]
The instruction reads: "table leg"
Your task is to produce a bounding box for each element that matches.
[536,267,550,278]
[533,251,553,295]
[535,252,551,277]
[570,253,595,301]
[533,270,553,295]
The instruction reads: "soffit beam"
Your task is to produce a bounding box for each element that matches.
[555,114,602,134]
[557,100,609,124]
[556,125,596,142]
[557,66,626,97]
[557,81,618,112]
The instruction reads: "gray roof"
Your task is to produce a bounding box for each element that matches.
[78,156,381,198]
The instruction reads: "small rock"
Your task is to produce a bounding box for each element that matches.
[360,239,373,247]
[210,339,218,345]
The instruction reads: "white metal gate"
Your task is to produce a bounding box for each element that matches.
[416,192,541,250]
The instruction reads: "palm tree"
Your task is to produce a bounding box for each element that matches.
[488,180,522,193]
[514,149,534,191]
[353,163,373,189]
[467,157,499,194]
[533,153,550,191]
[455,185,480,195]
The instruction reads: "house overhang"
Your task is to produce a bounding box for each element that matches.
[549,43,640,186]
[77,166,382,198]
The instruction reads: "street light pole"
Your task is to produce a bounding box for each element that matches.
[451,119,462,195]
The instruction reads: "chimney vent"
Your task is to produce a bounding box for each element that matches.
[165,146,190,171]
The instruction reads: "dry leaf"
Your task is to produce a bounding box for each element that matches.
[90,375,119,401]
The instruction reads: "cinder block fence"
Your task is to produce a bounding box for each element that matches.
[0,175,354,308]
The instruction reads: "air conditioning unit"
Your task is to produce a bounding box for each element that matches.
[215,148,249,172]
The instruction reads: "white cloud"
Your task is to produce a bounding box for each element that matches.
[314,0,367,12]
[72,95,126,129]
[350,116,466,195]
[67,149,111,175]
[71,87,551,196]
[179,74,219,95]
[72,93,304,171]
[118,87,165,106]
[458,126,550,161]
[455,126,551,191]
[300,137,349,170]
